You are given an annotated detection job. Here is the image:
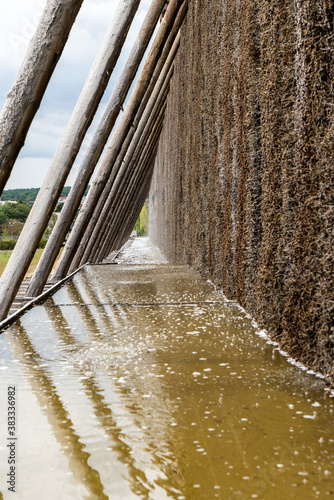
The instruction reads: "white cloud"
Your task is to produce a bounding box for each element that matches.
[19,110,71,158]
[6,157,81,189]
[0,0,155,189]
[6,157,51,189]
[0,1,47,100]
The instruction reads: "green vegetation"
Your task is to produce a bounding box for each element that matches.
[38,237,48,249]
[0,249,43,277]
[0,201,31,242]
[0,187,90,237]
[134,203,149,236]
[0,247,63,277]
[0,202,57,249]
[0,200,31,224]
[0,234,50,250]
[0,238,17,250]
[1,186,72,203]
[1,185,91,204]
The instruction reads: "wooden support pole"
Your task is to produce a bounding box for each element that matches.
[73,33,179,268]
[97,111,165,261]
[90,88,168,262]
[0,0,84,195]
[104,148,160,259]
[116,170,154,251]
[85,95,168,264]
[77,55,175,266]
[81,100,167,263]
[111,117,164,251]
[91,94,169,262]
[53,0,187,281]
[27,0,167,298]
[104,155,156,257]
[0,0,143,320]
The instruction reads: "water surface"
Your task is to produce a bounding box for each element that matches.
[0,239,333,499]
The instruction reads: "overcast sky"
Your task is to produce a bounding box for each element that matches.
[0,0,151,189]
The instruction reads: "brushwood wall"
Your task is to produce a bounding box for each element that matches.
[149,0,334,381]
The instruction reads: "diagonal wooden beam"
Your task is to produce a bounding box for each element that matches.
[83,92,169,265]
[100,110,165,258]
[27,0,168,298]
[74,44,177,267]
[53,0,187,281]
[0,0,84,195]
[0,0,143,320]
[112,144,159,253]
[92,101,166,262]
[74,34,179,269]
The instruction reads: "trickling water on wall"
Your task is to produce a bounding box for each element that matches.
[149,0,334,383]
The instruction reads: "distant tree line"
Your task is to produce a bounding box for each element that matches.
[1,186,91,203]
[1,186,72,203]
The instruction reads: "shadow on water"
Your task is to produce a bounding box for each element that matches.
[44,300,160,499]
[4,320,108,500]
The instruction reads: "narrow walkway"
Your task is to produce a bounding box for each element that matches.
[0,238,333,499]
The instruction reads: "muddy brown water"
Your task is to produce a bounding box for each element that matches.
[0,239,333,499]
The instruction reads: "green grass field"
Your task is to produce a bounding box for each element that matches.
[0,249,63,278]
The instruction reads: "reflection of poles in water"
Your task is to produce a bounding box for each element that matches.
[43,300,152,497]
[66,270,129,331]
[64,275,123,334]
[53,0,185,280]
[8,221,15,239]
[55,281,185,488]
[78,267,112,306]
[65,279,100,333]
[63,273,246,493]
[73,269,124,330]
[7,320,108,500]
[46,278,184,493]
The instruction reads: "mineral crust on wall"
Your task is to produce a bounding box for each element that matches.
[149,0,334,383]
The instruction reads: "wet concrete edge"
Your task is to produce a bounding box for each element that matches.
[0,263,89,333]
